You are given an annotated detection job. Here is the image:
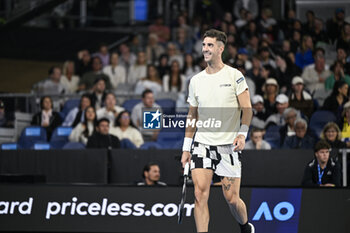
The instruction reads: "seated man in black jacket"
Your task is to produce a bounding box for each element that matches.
[302,140,341,187]
[87,118,120,149]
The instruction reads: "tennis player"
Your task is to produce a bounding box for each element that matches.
[181,29,254,233]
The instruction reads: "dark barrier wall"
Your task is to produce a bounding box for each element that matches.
[0,149,316,186]
[0,185,348,233]
[0,149,108,183]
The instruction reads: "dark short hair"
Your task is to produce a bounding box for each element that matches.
[313,47,325,57]
[97,118,110,126]
[142,89,153,98]
[48,66,60,75]
[314,140,331,153]
[203,29,227,45]
[250,127,264,137]
[142,162,159,178]
[40,96,53,109]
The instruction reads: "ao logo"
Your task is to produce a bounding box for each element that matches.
[252,201,294,221]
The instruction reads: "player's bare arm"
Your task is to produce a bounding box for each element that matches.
[181,105,198,168]
[234,89,252,151]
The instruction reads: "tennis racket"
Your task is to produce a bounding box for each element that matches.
[177,162,190,224]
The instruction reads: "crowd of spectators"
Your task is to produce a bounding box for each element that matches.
[2,5,350,157]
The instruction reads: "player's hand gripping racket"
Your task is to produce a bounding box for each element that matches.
[178,162,190,224]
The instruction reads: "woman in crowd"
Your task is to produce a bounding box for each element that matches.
[31,96,62,140]
[162,60,186,93]
[320,122,346,158]
[323,80,349,119]
[128,51,147,85]
[62,94,91,127]
[325,61,350,91]
[110,111,144,148]
[182,53,200,81]
[69,106,97,145]
[134,64,162,95]
[60,60,79,94]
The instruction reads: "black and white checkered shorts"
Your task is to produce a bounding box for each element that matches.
[190,141,242,178]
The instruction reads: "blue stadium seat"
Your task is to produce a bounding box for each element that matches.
[122,99,141,113]
[33,142,51,150]
[156,99,176,115]
[1,143,20,150]
[18,126,47,149]
[50,126,73,149]
[60,99,80,119]
[120,138,137,149]
[139,142,162,149]
[62,142,86,149]
[309,110,337,138]
[156,128,185,149]
[264,125,281,149]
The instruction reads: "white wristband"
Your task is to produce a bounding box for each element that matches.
[182,137,193,152]
[238,124,249,139]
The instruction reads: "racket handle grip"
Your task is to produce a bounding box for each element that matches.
[184,162,190,176]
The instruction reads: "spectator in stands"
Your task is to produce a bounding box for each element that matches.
[258,8,277,38]
[31,96,62,140]
[290,30,302,53]
[311,18,329,45]
[327,8,346,44]
[295,35,314,70]
[60,60,79,94]
[237,48,252,71]
[63,94,91,127]
[275,55,301,93]
[86,118,120,149]
[320,122,346,158]
[118,43,136,76]
[166,42,184,69]
[148,16,170,44]
[247,55,262,92]
[325,61,350,90]
[302,140,341,187]
[301,48,331,93]
[75,49,92,77]
[337,23,350,53]
[265,94,289,128]
[137,162,167,186]
[96,92,124,127]
[78,56,111,91]
[289,76,314,120]
[323,80,349,118]
[283,118,315,149]
[303,10,315,35]
[173,14,193,41]
[157,54,170,80]
[174,27,193,54]
[0,100,9,127]
[162,60,186,93]
[263,78,279,116]
[131,90,161,141]
[128,51,147,85]
[110,111,144,148]
[89,77,107,110]
[340,101,350,144]
[224,43,238,65]
[245,128,271,150]
[259,46,276,68]
[134,65,162,95]
[183,53,200,82]
[251,95,268,129]
[102,52,126,90]
[336,47,350,75]
[129,34,143,55]
[93,43,110,67]
[246,35,259,58]
[36,66,67,95]
[279,107,300,146]
[233,0,258,20]
[69,106,97,145]
[145,33,165,65]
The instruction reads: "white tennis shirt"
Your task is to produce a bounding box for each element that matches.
[187,65,248,145]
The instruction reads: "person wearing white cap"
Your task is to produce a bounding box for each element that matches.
[263,78,279,116]
[251,95,268,129]
[289,76,314,119]
[265,94,289,128]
